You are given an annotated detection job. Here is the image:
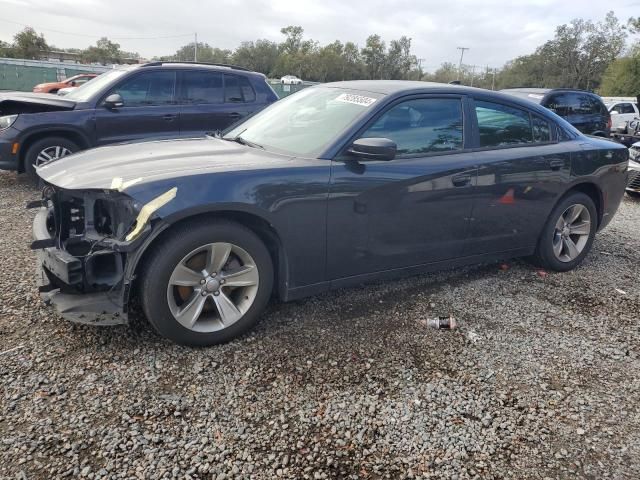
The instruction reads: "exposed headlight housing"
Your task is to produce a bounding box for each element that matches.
[0,115,18,130]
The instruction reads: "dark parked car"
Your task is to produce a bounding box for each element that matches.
[0,62,278,178]
[31,81,628,346]
[501,88,611,137]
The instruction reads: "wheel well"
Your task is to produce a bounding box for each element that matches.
[131,211,286,299]
[18,130,89,173]
[565,182,603,227]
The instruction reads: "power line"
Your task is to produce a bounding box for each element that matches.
[0,18,193,40]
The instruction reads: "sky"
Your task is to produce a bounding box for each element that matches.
[0,0,639,70]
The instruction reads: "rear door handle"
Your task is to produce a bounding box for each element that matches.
[163,114,177,122]
[452,173,472,187]
[549,160,564,171]
[229,112,242,119]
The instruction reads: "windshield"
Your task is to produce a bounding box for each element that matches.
[65,69,130,102]
[223,87,383,157]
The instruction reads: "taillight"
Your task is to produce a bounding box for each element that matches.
[607,116,612,130]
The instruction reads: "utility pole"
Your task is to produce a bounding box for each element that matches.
[470,65,476,87]
[194,32,198,62]
[416,58,425,80]
[492,68,496,90]
[456,46,469,81]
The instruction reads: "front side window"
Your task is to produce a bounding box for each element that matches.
[108,71,175,107]
[223,87,383,157]
[361,98,463,156]
[65,69,130,102]
[620,103,635,114]
[475,100,532,147]
[180,71,223,104]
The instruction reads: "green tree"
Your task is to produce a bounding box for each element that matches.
[497,11,626,90]
[599,54,640,96]
[13,27,48,59]
[82,37,125,64]
[361,35,386,79]
[0,40,15,58]
[232,40,279,74]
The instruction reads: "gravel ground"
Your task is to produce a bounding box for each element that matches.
[1,170,639,480]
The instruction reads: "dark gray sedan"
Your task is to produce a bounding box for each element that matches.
[32,81,629,346]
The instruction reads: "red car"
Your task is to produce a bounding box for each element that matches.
[32,73,97,94]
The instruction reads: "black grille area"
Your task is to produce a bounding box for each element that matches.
[629,170,640,190]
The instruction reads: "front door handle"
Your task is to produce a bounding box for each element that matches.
[163,114,177,122]
[549,159,564,171]
[451,173,472,187]
[229,112,242,119]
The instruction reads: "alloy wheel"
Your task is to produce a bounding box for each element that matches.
[36,145,72,167]
[552,204,591,262]
[166,242,260,332]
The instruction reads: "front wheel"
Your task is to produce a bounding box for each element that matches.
[25,136,79,179]
[531,192,597,272]
[139,220,274,346]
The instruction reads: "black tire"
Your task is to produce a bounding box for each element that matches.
[139,220,274,347]
[531,192,597,272]
[24,136,79,180]
[626,190,640,198]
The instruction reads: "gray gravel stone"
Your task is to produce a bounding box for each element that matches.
[0,170,639,479]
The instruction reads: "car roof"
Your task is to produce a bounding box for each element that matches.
[136,61,263,76]
[318,80,556,115]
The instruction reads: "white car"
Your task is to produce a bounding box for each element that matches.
[280,75,303,85]
[605,100,639,131]
[627,142,640,197]
[57,86,74,96]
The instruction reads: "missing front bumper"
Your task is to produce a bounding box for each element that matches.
[33,208,128,326]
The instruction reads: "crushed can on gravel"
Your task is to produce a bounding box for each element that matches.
[427,315,457,330]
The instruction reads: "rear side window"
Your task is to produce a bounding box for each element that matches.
[475,101,532,147]
[224,75,243,103]
[109,71,175,106]
[180,71,223,104]
[545,93,603,116]
[361,98,464,156]
[532,116,551,142]
[240,77,256,102]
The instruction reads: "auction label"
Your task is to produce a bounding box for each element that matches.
[335,93,377,107]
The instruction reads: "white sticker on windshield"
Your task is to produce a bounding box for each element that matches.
[335,93,377,107]
[528,94,544,99]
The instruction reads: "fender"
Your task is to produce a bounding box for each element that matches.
[121,202,290,306]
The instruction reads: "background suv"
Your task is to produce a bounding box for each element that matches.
[501,88,611,137]
[0,62,278,178]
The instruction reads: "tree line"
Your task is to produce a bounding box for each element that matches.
[158,26,422,82]
[0,27,139,64]
[1,12,639,95]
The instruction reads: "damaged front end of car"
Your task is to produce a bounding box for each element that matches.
[29,183,176,325]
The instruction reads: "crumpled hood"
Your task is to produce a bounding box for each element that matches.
[37,137,298,190]
[0,92,76,111]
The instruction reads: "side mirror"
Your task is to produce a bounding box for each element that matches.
[347,137,396,161]
[104,93,124,109]
[69,81,76,86]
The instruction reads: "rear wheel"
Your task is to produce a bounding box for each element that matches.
[531,192,597,272]
[25,136,79,180]
[140,220,273,346]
